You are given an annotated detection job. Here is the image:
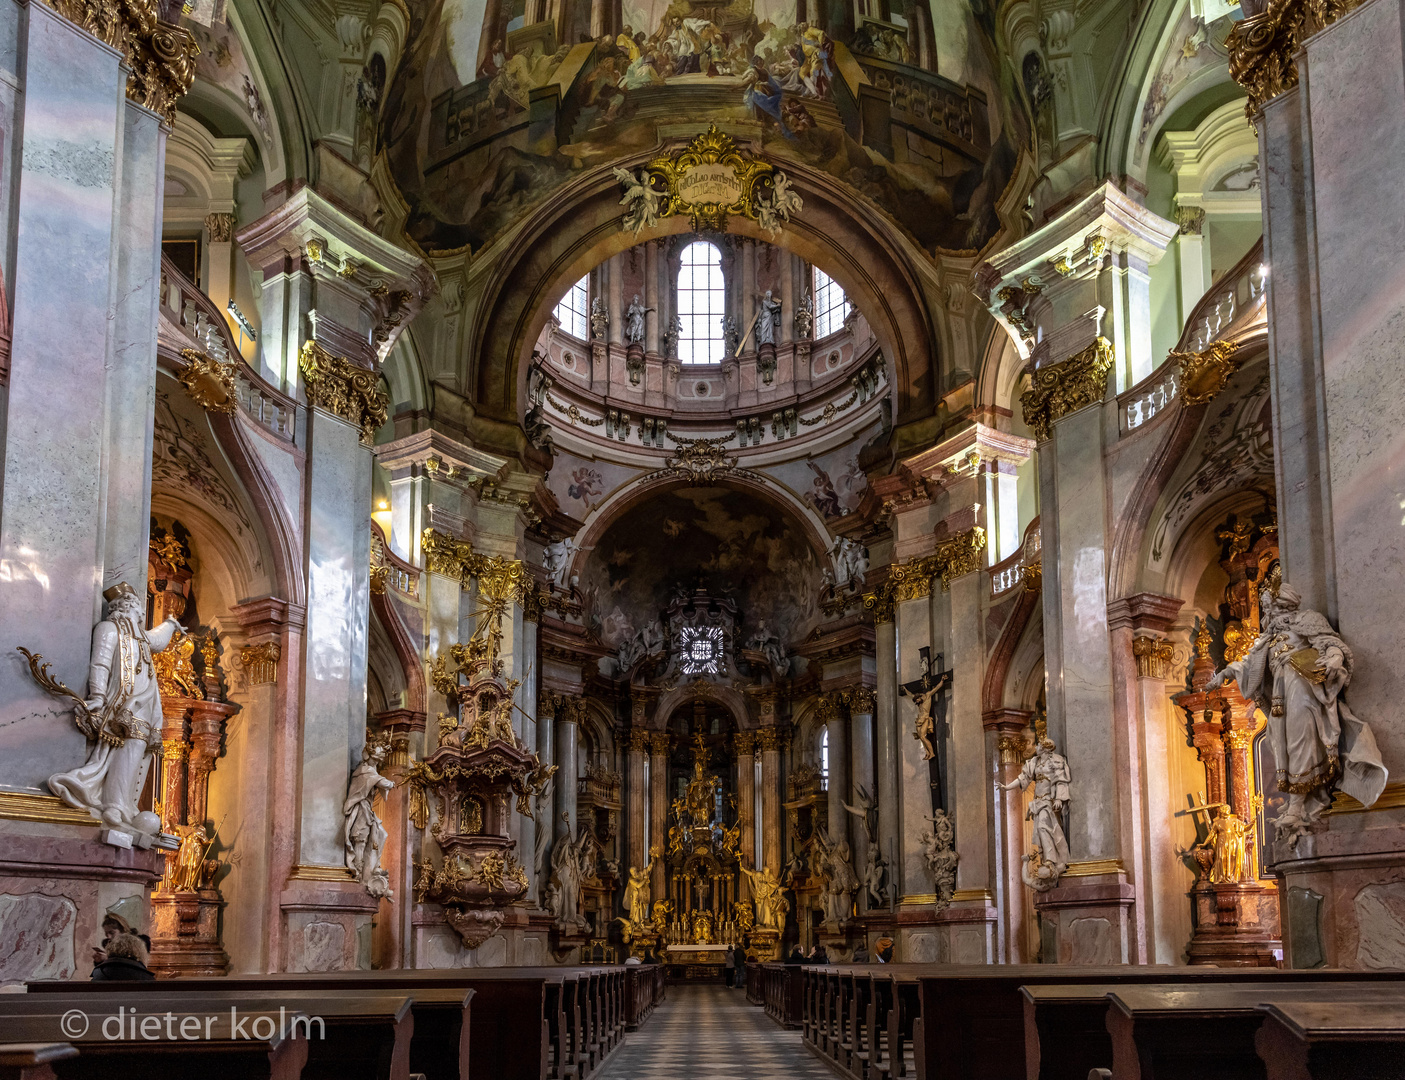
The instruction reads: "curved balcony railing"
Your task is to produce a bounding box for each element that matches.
[1120,236,1267,436]
[989,516,1041,599]
[159,253,298,443]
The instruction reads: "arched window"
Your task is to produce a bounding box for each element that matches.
[554,274,589,339]
[820,727,829,789]
[813,266,851,337]
[677,241,725,363]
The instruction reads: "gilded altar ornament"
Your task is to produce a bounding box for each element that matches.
[153,631,200,698]
[740,865,789,930]
[1205,566,1388,846]
[620,125,802,235]
[177,348,238,415]
[1020,337,1115,442]
[401,586,555,946]
[1227,0,1365,119]
[298,340,388,443]
[1173,340,1243,406]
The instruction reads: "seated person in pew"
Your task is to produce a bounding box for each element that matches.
[89,935,153,983]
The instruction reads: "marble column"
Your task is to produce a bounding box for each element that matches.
[555,701,580,844]
[824,697,850,846]
[518,605,540,898]
[758,726,784,876]
[847,688,876,907]
[626,729,648,870]
[987,710,1033,962]
[644,239,660,356]
[735,731,757,883]
[649,732,669,902]
[873,608,900,897]
[0,6,168,795]
[299,408,374,867]
[895,588,934,899]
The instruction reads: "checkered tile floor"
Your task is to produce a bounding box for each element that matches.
[594,984,835,1080]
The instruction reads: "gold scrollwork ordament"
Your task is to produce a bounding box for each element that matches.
[1020,337,1115,443]
[1173,340,1243,406]
[862,581,896,624]
[298,341,388,443]
[890,556,941,604]
[39,0,198,125]
[1227,0,1364,119]
[640,125,788,233]
[935,527,987,591]
[1132,636,1176,680]
[178,349,239,415]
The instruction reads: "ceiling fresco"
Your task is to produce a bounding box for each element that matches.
[581,485,821,652]
[378,0,1032,255]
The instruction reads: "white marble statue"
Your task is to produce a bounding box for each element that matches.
[590,296,609,339]
[344,739,395,899]
[844,785,887,906]
[826,537,869,591]
[999,736,1071,891]
[756,290,782,347]
[1206,572,1387,844]
[744,620,789,677]
[918,809,959,906]
[542,538,577,589]
[614,167,662,235]
[624,294,650,344]
[46,583,182,839]
[533,775,555,901]
[550,815,589,932]
[815,828,859,929]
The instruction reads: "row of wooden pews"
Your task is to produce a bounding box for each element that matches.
[0,963,665,1080]
[759,962,1405,1080]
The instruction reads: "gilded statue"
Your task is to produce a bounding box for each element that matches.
[624,853,658,927]
[1198,811,1251,885]
[1206,567,1387,844]
[732,898,755,933]
[691,909,714,944]
[651,899,674,927]
[39,582,183,838]
[170,823,211,893]
[740,865,789,930]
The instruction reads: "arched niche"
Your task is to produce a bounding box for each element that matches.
[458,156,945,448]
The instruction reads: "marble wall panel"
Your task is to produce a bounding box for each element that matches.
[1303,0,1405,770]
[298,410,372,866]
[0,5,123,789]
[0,892,77,983]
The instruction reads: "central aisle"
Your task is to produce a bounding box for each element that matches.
[594,983,834,1079]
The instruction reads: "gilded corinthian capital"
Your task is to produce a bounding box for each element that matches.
[298,341,388,443]
[1020,337,1114,443]
[935,527,987,591]
[1227,0,1364,118]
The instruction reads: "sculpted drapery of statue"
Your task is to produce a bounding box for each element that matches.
[999,733,1071,891]
[624,853,658,927]
[344,738,395,899]
[1207,568,1388,845]
[32,582,183,842]
[740,865,789,930]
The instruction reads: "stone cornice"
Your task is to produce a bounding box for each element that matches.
[898,421,1037,484]
[375,429,510,481]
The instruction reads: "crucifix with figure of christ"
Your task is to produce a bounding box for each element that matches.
[899,646,953,815]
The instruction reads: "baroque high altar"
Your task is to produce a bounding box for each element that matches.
[3,0,1405,985]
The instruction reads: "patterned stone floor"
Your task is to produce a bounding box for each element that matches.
[594,983,834,1080]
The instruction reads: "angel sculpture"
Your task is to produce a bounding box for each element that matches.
[614,167,662,235]
[756,171,804,238]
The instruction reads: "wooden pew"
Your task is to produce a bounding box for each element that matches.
[907,964,1405,1080]
[1256,1000,1405,1080]
[0,1044,76,1080]
[1106,982,1405,1080]
[27,967,581,1080]
[0,991,411,1080]
[759,963,805,1028]
[0,1007,310,1080]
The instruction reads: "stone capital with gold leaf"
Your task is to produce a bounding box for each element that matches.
[1020,337,1114,443]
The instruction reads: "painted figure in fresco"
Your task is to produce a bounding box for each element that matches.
[46,583,182,836]
[1207,568,1387,844]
